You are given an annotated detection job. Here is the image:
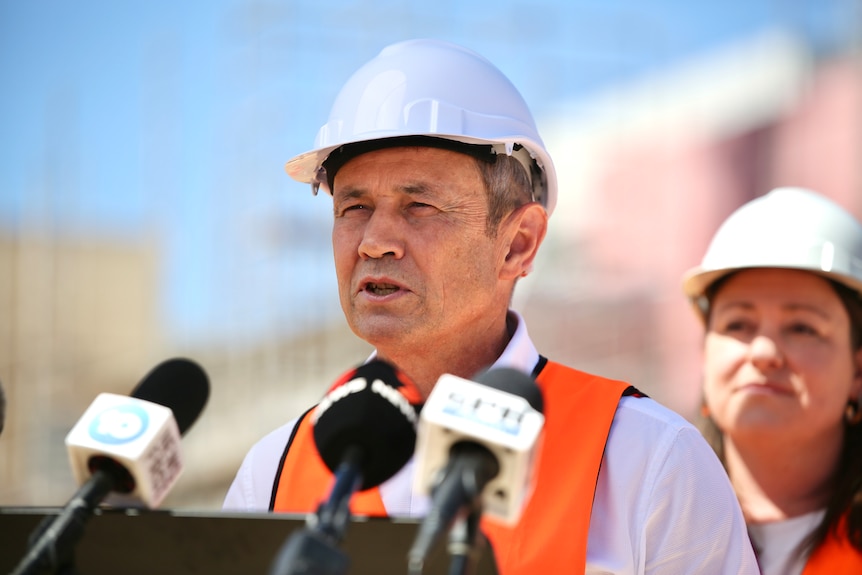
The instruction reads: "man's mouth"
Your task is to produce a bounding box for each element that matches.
[366,282,400,296]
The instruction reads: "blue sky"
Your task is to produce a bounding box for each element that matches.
[1,0,857,345]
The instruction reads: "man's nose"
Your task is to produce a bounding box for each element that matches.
[358,209,405,260]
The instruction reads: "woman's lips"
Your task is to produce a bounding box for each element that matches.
[736,381,793,396]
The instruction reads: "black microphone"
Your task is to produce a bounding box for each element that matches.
[10,358,210,575]
[0,377,5,437]
[268,359,421,575]
[408,367,545,574]
[313,359,420,491]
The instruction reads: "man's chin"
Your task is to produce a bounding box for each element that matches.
[349,317,414,348]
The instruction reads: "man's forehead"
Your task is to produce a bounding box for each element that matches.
[340,145,475,168]
[337,144,479,178]
[322,136,494,190]
[332,147,483,200]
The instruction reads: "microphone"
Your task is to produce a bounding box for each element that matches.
[0,377,5,436]
[408,367,545,572]
[268,359,421,575]
[64,357,210,508]
[10,358,210,575]
[312,359,421,492]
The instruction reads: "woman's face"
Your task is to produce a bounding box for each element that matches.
[703,268,862,445]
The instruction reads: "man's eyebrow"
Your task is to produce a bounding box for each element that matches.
[335,181,436,199]
[334,187,365,201]
[400,182,435,196]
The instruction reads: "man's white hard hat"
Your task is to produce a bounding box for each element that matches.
[285,38,558,215]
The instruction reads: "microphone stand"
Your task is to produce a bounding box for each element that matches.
[268,447,364,575]
[408,443,499,575]
[10,469,115,575]
[446,505,484,575]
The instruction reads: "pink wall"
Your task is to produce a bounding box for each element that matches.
[562,54,862,420]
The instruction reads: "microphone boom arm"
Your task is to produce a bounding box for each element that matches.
[268,446,365,575]
[311,445,364,542]
[10,469,115,575]
[408,442,500,574]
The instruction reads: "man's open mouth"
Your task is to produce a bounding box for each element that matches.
[366,282,400,296]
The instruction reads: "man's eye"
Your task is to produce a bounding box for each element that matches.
[338,204,367,215]
[409,202,436,211]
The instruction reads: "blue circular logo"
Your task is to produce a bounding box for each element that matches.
[88,404,150,445]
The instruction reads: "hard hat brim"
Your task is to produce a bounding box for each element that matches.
[682,264,862,316]
[284,133,558,215]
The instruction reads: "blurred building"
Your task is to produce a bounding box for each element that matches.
[0,232,163,501]
[0,227,372,508]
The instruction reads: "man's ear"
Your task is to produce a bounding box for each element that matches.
[499,203,548,281]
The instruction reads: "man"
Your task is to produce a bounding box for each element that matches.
[224,39,758,574]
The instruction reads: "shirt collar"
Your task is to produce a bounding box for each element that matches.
[491,310,539,374]
[367,309,539,376]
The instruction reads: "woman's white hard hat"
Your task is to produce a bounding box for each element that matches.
[682,186,862,318]
[284,38,558,215]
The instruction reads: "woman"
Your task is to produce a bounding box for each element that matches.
[682,187,862,574]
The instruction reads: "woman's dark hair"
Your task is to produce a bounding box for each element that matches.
[820,280,862,555]
[698,272,862,558]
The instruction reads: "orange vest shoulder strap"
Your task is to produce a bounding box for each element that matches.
[480,358,633,574]
[802,513,862,574]
[271,408,387,516]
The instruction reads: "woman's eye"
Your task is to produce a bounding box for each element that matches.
[788,323,817,336]
[723,320,750,333]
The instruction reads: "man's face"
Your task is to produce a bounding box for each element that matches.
[330,146,513,355]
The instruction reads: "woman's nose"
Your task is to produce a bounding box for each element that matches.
[748,333,784,371]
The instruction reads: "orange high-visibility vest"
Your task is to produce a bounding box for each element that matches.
[801,514,862,574]
[271,358,634,574]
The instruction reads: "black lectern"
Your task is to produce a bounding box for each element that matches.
[0,507,498,575]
